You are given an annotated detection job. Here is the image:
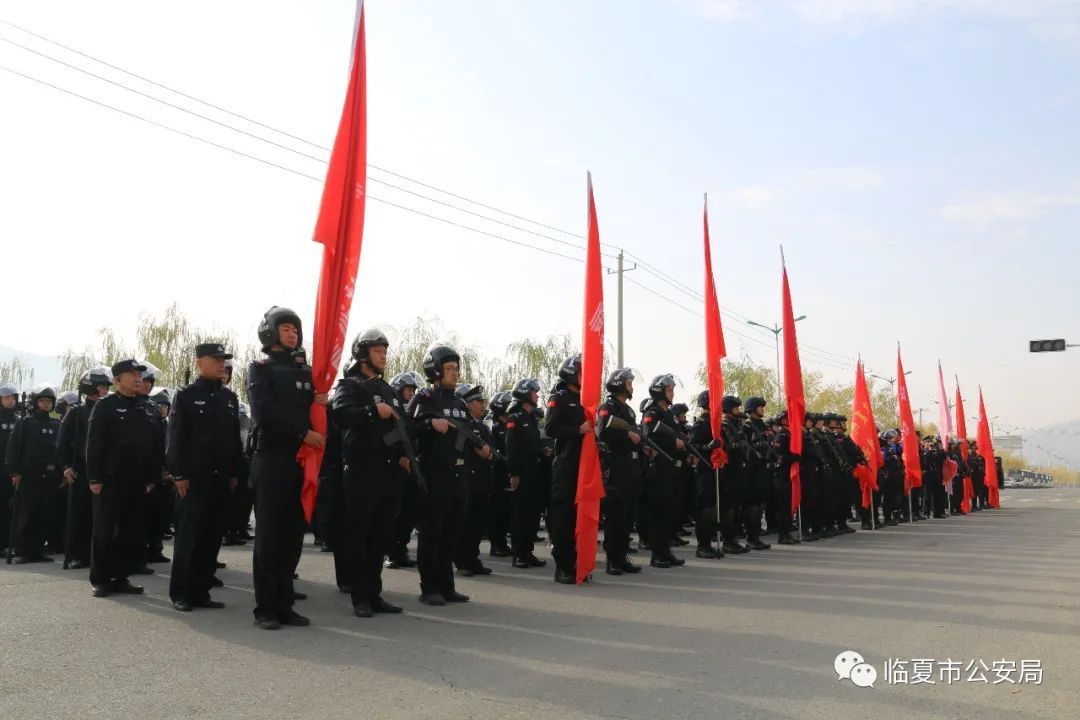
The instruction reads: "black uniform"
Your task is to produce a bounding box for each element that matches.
[921,444,947,518]
[881,441,905,523]
[247,351,314,621]
[641,402,681,563]
[316,416,348,589]
[597,396,639,564]
[689,414,722,550]
[407,386,470,598]
[487,417,512,555]
[144,398,172,562]
[505,402,545,561]
[545,387,586,575]
[720,413,751,548]
[801,426,826,538]
[166,376,243,604]
[770,426,798,535]
[455,412,495,573]
[86,392,164,587]
[5,409,61,560]
[1,405,20,554]
[58,400,95,567]
[743,416,773,544]
[330,373,407,607]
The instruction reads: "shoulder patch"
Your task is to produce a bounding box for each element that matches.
[643,416,654,423]
[506,421,516,429]
[547,400,556,408]
[599,409,609,417]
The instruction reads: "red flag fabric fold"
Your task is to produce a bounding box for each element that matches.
[574,173,605,584]
[851,360,880,510]
[298,1,367,522]
[702,196,727,469]
[937,361,953,447]
[955,379,972,511]
[977,388,1001,509]
[781,257,804,514]
[896,347,922,494]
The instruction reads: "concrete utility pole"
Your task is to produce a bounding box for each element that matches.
[606,249,636,368]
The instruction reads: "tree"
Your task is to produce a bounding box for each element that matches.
[60,327,131,391]
[0,356,35,389]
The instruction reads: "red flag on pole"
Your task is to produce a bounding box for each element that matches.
[977,387,1001,509]
[896,346,922,494]
[299,1,367,522]
[781,251,804,514]
[851,359,880,509]
[955,379,974,512]
[574,172,605,584]
[937,360,954,447]
[702,196,727,468]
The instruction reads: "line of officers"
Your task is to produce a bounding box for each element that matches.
[2,305,996,630]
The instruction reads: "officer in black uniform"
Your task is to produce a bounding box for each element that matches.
[384,370,423,569]
[58,367,111,569]
[486,391,513,558]
[596,368,642,575]
[769,411,800,545]
[134,367,170,569]
[948,440,968,515]
[670,402,695,545]
[86,360,164,596]
[545,354,592,585]
[880,430,904,525]
[224,359,256,547]
[0,384,18,556]
[741,396,773,550]
[920,435,947,518]
[167,343,243,611]
[5,385,61,564]
[330,329,410,618]
[641,374,686,568]
[504,378,546,570]
[689,390,723,558]
[454,383,496,578]
[248,307,323,629]
[407,344,484,606]
[719,396,751,555]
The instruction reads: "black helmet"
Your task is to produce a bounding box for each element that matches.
[57,391,78,408]
[557,353,582,385]
[722,395,742,414]
[29,385,57,404]
[744,396,766,415]
[351,328,390,364]
[774,410,789,423]
[489,391,512,418]
[696,389,710,410]
[152,388,172,407]
[605,368,635,398]
[258,306,303,352]
[422,343,460,382]
[648,374,676,401]
[390,371,424,393]
[671,403,689,417]
[78,366,112,396]
[639,398,651,413]
[511,378,542,402]
[455,383,486,404]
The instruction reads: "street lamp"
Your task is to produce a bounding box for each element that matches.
[868,370,912,389]
[746,315,806,395]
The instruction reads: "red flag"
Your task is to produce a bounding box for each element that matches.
[896,346,922,493]
[702,196,727,469]
[299,1,367,522]
[955,379,969,462]
[977,387,1001,509]
[851,360,880,509]
[781,252,804,514]
[574,172,605,584]
[937,361,953,447]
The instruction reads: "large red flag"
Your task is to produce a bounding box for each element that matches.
[955,379,974,511]
[702,196,727,468]
[896,346,922,493]
[781,252,804,514]
[299,1,367,521]
[851,360,880,509]
[937,361,953,447]
[977,388,1001,509]
[574,172,605,584]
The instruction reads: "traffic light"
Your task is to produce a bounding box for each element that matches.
[1029,339,1067,352]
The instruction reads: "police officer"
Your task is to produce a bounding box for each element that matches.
[224,359,255,547]
[454,383,496,578]
[5,385,61,564]
[641,375,686,568]
[742,397,773,550]
[58,367,111,569]
[385,370,423,569]
[880,430,904,525]
[86,360,164,596]
[486,391,513,558]
[248,307,324,629]
[330,329,411,618]
[0,383,18,556]
[720,396,751,555]
[135,367,170,569]
[596,368,642,575]
[769,411,800,545]
[165,343,242,611]
[504,378,546,570]
[670,402,695,545]
[545,354,593,584]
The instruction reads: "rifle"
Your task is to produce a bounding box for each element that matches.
[381,410,427,492]
[444,415,506,463]
[650,420,711,466]
[604,415,676,464]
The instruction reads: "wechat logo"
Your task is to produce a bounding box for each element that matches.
[835,650,877,689]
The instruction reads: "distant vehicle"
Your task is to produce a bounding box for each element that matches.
[1006,469,1053,488]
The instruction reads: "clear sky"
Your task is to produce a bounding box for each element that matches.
[1,0,1078,433]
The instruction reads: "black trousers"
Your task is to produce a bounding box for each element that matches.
[64,478,93,565]
[510,469,542,558]
[773,473,795,533]
[145,481,172,557]
[229,480,254,536]
[251,452,304,619]
[344,460,401,605]
[0,479,12,552]
[647,462,679,561]
[46,482,67,554]
[388,471,418,560]
[90,479,147,587]
[487,473,512,552]
[12,471,53,558]
[456,470,491,570]
[417,473,466,596]
[169,476,228,602]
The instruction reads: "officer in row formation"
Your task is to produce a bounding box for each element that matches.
[2,305,996,629]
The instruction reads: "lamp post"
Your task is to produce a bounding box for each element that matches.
[746,315,806,396]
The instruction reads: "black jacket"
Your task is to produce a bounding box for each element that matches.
[166,376,244,480]
[247,351,315,455]
[5,410,60,477]
[86,392,164,485]
[330,373,406,467]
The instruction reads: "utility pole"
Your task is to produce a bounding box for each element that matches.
[747,315,806,397]
[606,249,636,368]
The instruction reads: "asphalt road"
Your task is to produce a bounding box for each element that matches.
[2,488,1078,720]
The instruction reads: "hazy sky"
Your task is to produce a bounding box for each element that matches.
[1,0,1078,433]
